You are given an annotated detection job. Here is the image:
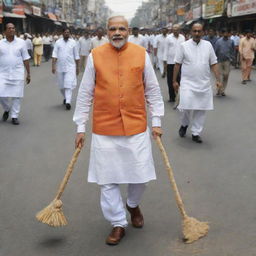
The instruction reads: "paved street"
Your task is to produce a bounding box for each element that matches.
[1,61,256,256]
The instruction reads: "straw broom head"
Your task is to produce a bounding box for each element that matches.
[182,216,209,244]
[36,199,67,227]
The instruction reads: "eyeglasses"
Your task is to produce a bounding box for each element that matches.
[192,30,202,33]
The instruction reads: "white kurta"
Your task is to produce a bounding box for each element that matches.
[0,37,30,98]
[73,50,164,185]
[128,35,147,49]
[163,33,185,64]
[52,38,80,90]
[91,37,108,49]
[174,39,217,110]
[78,37,91,56]
[154,34,168,60]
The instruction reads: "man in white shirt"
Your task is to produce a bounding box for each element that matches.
[78,30,91,71]
[163,24,185,102]
[0,23,31,125]
[73,15,164,245]
[154,28,168,77]
[128,27,147,49]
[24,33,33,58]
[230,31,240,68]
[173,23,221,143]
[91,27,108,49]
[52,28,80,110]
[42,33,52,61]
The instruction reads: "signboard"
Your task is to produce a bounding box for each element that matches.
[192,0,202,20]
[0,0,3,17]
[3,0,25,17]
[203,0,225,18]
[32,5,40,16]
[232,0,256,17]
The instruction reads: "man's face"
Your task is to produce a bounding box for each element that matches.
[223,31,229,38]
[208,29,215,37]
[63,30,70,40]
[132,29,139,37]
[173,26,180,37]
[246,32,251,38]
[5,23,16,37]
[191,24,203,42]
[107,17,129,49]
[97,29,104,38]
[162,28,167,36]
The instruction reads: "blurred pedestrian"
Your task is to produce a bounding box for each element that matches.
[163,24,185,102]
[78,30,91,71]
[32,33,43,66]
[215,28,235,96]
[52,28,80,110]
[0,23,31,125]
[173,23,221,143]
[91,27,108,49]
[239,29,256,84]
[24,33,33,58]
[42,33,52,62]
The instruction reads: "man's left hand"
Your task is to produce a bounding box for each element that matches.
[26,75,31,84]
[152,127,163,140]
[76,68,80,76]
[216,81,222,89]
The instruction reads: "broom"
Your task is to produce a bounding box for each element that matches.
[155,136,209,243]
[36,146,82,227]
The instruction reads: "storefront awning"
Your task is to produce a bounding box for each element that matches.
[48,13,57,21]
[4,12,26,18]
[54,21,62,26]
[186,20,193,25]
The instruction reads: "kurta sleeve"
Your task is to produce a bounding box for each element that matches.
[174,43,184,64]
[209,44,218,65]
[73,41,80,60]
[143,52,164,127]
[21,42,30,61]
[73,53,95,133]
[52,41,58,58]
[163,38,168,62]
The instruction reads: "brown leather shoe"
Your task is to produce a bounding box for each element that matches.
[126,204,144,228]
[106,227,125,245]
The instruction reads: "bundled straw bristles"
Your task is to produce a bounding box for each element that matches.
[36,199,67,227]
[183,216,209,243]
[155,136,209,244]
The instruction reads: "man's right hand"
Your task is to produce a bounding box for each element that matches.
[75,133,85,149]
[173,81,179,93]
[52,67,56,74]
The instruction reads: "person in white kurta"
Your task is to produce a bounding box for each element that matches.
[78,31,91,70]
[173,23,221,143]
[52,28,80,110]
[154,28,168,77]
[128,27,147,49]
[163,25,185,102]
[91,28,108,49]
[73,16,164,245]
[0,23,30,125]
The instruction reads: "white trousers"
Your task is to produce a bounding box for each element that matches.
[158,58,164,75]
[100,183,146,227]
[180,110,206,136]
[60,89,72,104]
[0,97,21,118]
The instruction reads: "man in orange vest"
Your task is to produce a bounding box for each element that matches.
[73,15,164,245]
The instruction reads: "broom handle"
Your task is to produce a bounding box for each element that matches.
[156,136,187,218]
[54,147,81,200]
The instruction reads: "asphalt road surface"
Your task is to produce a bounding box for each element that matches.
[1,60,256,256]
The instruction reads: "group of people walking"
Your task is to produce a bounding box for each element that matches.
[0,16,255,246]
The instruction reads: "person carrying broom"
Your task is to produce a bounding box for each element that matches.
[73,15,164,245]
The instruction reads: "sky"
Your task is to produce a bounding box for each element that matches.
[105,0,145,20]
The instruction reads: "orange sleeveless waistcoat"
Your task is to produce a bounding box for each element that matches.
[92,42,147,136]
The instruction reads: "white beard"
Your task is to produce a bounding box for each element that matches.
[109,38,127,49]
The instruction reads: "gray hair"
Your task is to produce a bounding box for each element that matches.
[107,14,128,28]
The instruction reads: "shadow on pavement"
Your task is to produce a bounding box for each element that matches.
[37,236,67,248]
